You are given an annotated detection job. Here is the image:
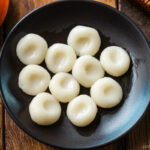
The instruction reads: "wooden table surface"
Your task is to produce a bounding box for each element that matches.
[0,0,150,150]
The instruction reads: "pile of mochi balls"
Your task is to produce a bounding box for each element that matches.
[17,25,130,127]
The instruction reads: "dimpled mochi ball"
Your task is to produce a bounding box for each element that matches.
[18,65,50,96]
[67,25,101,56]
[72,55,104,88]
[45,43,76,73]
[100,46,130,77]
[67,95,97,127]
[90,77,123,108]
[29,92,61,126]
[16,33,48,65]
[49,72,80,103]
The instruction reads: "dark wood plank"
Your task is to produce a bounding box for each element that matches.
[119,0,150,150]
[119,0,150,41]
[0,100,3,150]
[132,0,150,13]
[0,26,4,150]
[5,112,59,150]
[95,0,116,8]
[4,0,55,34]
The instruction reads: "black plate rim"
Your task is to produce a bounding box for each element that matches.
[0,0,150,149]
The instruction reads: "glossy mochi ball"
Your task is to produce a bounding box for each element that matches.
[67,25,101,56]
[16,33,48,65]
[49,72,80,103]
[72,55,104,88]
[100,46,130,77]
[90,77,123,108]
[45,43,76,73]
[18,65,50,96]
[29,92,61,126]
[67,95,97,127]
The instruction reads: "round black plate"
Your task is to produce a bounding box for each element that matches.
[0,0,150,149]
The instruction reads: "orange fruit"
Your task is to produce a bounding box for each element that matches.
[0,0,9,26]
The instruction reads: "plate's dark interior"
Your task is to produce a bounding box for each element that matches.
[0,0,150,149]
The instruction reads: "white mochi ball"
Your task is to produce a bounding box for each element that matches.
[67,25,101,56]
[72,55,104,88]
[18,65,50,96]
[16,33,48,65]
[45,43,76,73]
[100,46,130,77]
[67,95,97,127]
[90,77,123,108]
[49,72,80,103]
[29,92,61,126]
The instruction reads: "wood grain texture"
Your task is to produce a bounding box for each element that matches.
[0,103,3,150]
[119,0,150,150]
[5,112,59,150]
[3,0,119,150]
[132,0,150,13]
[4,0,55,34]
[95,0,117,8]
[119,0,150,41]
